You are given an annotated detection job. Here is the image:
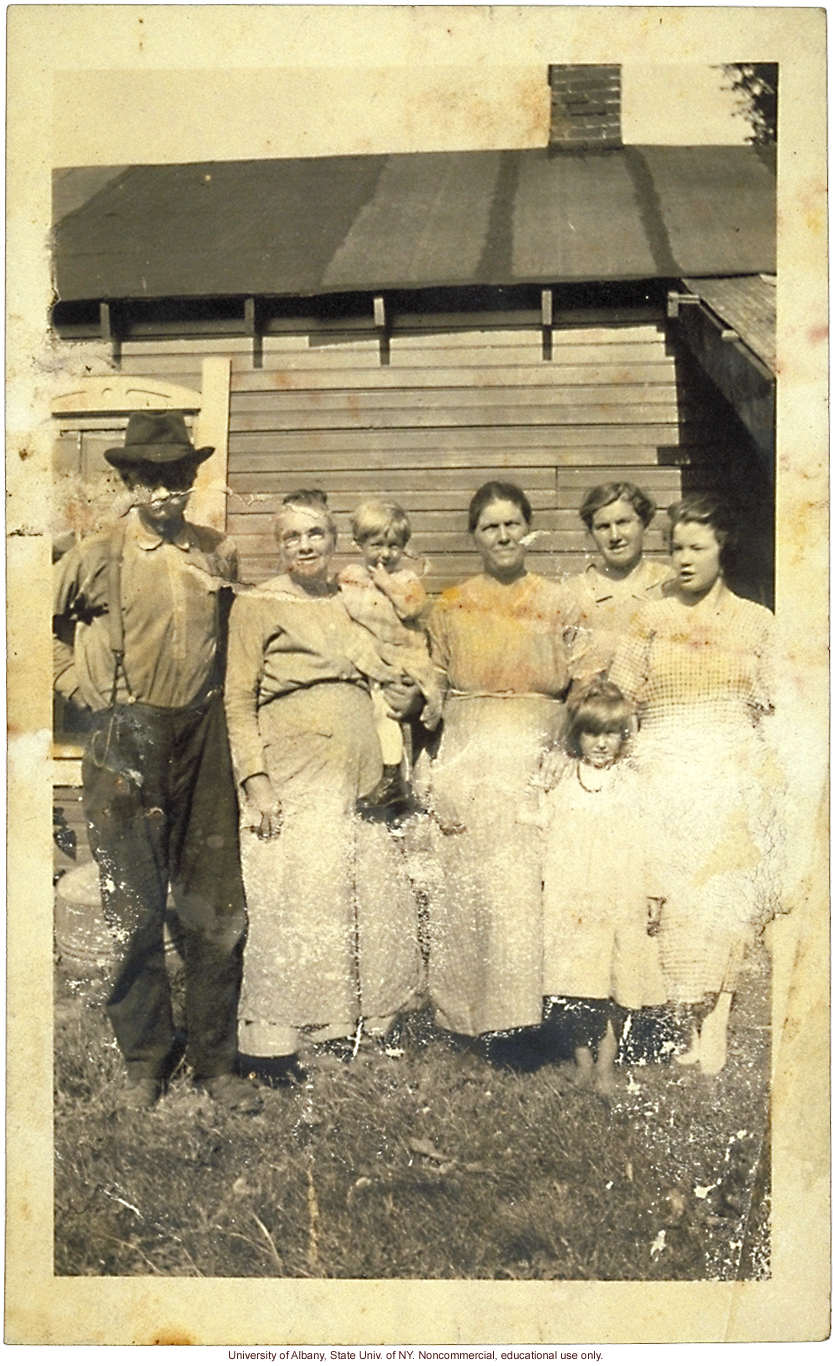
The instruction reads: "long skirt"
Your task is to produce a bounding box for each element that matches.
[426,694,564,1036]
[238,683,422,1055]
[635,709,781,1003]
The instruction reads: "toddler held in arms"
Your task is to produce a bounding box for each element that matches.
[339,498,442,811]
[541,680,666,1094]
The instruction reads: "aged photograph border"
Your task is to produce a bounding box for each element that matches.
[6,3,829,1347]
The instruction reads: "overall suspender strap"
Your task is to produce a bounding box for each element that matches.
[107,520,133,706]
[89,520,133,770]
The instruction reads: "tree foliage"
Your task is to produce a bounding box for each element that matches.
[723,63,778,145]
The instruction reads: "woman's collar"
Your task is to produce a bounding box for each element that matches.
[672,576,730,611]
[279,571,339,599]
[588,557,662,596]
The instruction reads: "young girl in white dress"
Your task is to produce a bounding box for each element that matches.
[541,680,666,1092]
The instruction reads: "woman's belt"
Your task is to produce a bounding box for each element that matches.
[258,677,369,708]
[447,689,568,702]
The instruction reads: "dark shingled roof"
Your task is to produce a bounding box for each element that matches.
[53,145,776,304]
[683,274,776,372]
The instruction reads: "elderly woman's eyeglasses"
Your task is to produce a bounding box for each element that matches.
[281,527,328,546]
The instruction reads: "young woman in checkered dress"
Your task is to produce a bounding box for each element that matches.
[609,494,781,1074]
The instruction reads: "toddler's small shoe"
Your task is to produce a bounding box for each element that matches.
[357,766,411,814]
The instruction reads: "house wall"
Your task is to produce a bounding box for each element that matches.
[54,304,773,600]
[104,307,719,594]
[51,304,775,798]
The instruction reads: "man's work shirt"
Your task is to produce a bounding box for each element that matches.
[53,510,238,711]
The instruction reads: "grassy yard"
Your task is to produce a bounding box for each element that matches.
[54,944,771,1281]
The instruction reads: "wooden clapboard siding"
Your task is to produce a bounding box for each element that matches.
[121,317,662,345]
[227,468,690,516]
[125,355,675,385]
[121,321,671,373]
[393,311,662,333]
[232,406,687,433]
[232,377,678,403]
[231,386,682,416]
[230,488,553,513]
[222,316,694,588]
[229,428,699,456]
[104,312,726,591]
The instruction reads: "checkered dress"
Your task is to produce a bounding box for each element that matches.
[609,588,780,1002]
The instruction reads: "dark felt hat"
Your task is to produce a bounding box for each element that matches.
[104,411,214,470]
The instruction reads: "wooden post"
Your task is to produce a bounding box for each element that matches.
[191,357,231,533]
[374,294,390,366]
[541,288,553,361]
[667,290,699,319]
[245,296,262,369]
[99,301,120,365]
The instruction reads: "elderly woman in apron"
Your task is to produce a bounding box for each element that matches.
[224,490,422,1071]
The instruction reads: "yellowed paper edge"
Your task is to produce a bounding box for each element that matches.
[6,4,829,1346]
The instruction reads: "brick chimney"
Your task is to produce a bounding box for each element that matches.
[548,65,622,149]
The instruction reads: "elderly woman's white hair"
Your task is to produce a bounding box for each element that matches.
[273,488,338,542]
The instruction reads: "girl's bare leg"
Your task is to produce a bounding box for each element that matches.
[670,1000,703,1066]
[575,1045,594,1086]
[698,991,732,1074]
[595,1021,618,1094]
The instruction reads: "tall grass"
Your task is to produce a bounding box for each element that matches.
[54,949,770,1280]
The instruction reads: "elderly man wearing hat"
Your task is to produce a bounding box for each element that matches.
[53,411,260,1112]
